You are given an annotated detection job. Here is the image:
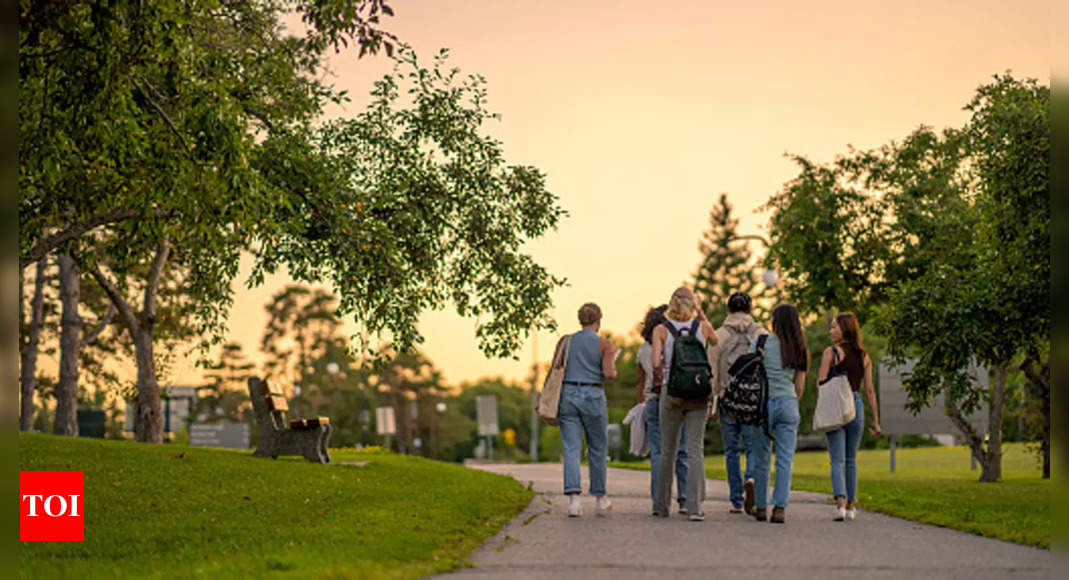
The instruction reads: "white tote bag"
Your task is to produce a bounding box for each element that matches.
[812,348,857,432]
[537,336,571,426]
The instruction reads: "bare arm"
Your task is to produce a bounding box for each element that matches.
[794,370,806,399]
[864,354,881,436]
[635,364,647,404]
[599,337,618,380]
[817,347,834,383]
[651,326,666,371]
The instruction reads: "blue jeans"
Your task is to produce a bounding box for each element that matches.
[644,397,687,505]
[559,384,608,495]
[751,396,800,509]
[720,413,756,509]
[826,392,865,502]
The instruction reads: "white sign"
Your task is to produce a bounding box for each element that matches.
[189,423,250,449]
[375,406,396,435]
[476,395,499,436]
[878,358,989,436]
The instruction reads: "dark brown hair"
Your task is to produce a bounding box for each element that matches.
[834,312,866,359]
[771,303,809,371]
[641,304,668,344]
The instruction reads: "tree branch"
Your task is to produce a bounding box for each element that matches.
[143,235,171,324]
[80,302,117,348]
[88,263,140,336]
[20,207,176,269]
[133,75,192,153]
[1019,358,1049,391]
[944,397,985,460]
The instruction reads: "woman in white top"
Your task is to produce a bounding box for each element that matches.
[635,304,689,514]
[651,287,717,520]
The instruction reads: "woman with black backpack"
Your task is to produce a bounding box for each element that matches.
[651,287,717,521]
[746,303,809,524]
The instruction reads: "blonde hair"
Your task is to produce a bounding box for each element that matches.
[665,287,698,322]
[578,302,602,326]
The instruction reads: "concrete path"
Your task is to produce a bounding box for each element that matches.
[434,463,1049,580]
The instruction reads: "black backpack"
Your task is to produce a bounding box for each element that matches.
[720,334,770,427]
[664,320,713,401]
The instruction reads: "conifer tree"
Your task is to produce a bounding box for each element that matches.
[692,194,759,324]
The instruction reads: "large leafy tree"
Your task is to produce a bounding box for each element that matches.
[20,2,566,442]
[763,74,1049,481]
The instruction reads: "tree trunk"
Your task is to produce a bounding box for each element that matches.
[54,253,80,436]
[20,258,47,431]
[89,236,170,443]
[978,364,1007,483]
[133,329,163,443]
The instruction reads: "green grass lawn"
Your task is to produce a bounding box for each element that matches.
[18,433,533,579]
[614,443,1049,549]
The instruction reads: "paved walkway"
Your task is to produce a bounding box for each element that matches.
[434,463,1049,580]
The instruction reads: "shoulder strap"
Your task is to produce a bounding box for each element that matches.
[554,336,572,368]
[662,320,680,338]
[687,319,701,336]
[831,346,841,366]
[756,333,769,353]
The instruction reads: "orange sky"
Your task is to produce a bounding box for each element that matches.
[165,0,1050,389]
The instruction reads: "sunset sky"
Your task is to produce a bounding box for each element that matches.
[168,0,1050,389]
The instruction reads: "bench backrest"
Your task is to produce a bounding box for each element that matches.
[247,377,287,432]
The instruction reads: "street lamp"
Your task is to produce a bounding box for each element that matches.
[728,234,780,289]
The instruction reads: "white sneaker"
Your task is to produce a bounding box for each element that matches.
[834,506,846,521]
[595,496,612,517]
[568,495,582,517]
[688,512,705,522]
[847,507,857,521]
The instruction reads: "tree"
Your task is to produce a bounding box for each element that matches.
[257,46,567,360]
[19,255,48,431]
[21,3,565,443]
[19,0,399,443]
[692,194,759,323]
[197,342,255,424]
[763,74,1050,482]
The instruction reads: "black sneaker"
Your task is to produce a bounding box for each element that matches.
[754,507,767,522]
[770,506,786,524]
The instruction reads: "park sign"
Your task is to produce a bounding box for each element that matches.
[375,406,397,436]
[878,358,989,437]
[189,423,250,450]
[476,395,499,436]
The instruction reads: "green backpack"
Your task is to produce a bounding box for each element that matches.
[664,320,712,400]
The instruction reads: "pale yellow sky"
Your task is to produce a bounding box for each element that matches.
[167,0,1050,389]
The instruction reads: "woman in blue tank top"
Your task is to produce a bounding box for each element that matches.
[555,302,618,517]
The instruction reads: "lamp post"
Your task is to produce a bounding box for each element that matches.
[433,400,446,460]
[727,233,780,293]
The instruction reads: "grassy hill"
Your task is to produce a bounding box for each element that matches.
[18,434,533,579]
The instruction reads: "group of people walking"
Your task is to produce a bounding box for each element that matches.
[551,287,882,523]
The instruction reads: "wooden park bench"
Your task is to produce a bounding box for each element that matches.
[247,377,332,463]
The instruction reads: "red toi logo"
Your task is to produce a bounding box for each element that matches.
[20,471,84,541]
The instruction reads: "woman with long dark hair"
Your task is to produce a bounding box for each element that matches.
[746,303,808,524]
[818,312,881,521]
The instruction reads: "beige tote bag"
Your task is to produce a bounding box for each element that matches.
[813,348,857,432]
[537,336,572,426]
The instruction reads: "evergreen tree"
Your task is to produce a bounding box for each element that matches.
[692,194,759,324]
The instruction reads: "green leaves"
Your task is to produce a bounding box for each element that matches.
[272,45,566,361]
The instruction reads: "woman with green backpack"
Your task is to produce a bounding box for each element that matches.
[651,287,718,521]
